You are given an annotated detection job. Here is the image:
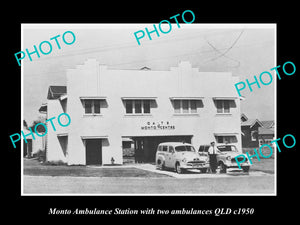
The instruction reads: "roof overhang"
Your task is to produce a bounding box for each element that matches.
[81,135,108,139]
[59,94,68,101]
[121,97,157,100]
[122,138,134,142]
[122,134,193,138]
[213,97,237,100]
[214,133,239,136]
[80,96,107,100]
[169,97,204,100]
[241,119,263,128]
[38,103,47,113]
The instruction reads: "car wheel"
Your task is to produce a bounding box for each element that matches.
[200,168,207,173]
[175,162,183,174]
[161,161,165,170]
[156,159,165,170]
[219,162,227,173]
[242,166,250,172]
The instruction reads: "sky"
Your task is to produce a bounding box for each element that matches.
[22,24,275,126]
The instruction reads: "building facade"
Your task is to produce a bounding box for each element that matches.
[258,120,275,146]
[45,59,242,165]
[241,113,275,149]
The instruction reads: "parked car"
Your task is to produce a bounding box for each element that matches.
[198,144,251,173]
[156,142,209,174]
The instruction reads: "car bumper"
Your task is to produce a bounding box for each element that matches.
[225,162,251,168]
[181,163,210,169]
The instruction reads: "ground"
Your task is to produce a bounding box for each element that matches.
[23,157,275,194]
[24,159,170,178]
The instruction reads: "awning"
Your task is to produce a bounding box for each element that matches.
[60,94,68,101]
[214,133,239,136]
[122,134,193,137]
[212,97,237,100]
[38,103,47,113]
[121,97,157,100]
[80,96,107,100]
[122,138,134,142]
[169,97,204,100]
[81,135,108,139]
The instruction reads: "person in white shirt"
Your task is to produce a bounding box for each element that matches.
[208,141,218,173]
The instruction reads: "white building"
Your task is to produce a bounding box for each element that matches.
[43,59,242,165]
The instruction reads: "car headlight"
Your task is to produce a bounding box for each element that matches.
[182,158,187,163]
[226,156,231,161]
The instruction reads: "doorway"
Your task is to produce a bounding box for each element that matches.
[131,135,192,163]
[85,139,102,165]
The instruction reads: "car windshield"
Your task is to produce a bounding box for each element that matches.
[175,145,195,152]
[217,145,238,152]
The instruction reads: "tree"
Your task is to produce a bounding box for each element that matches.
[29,117,46,134]
[23,120,28,130]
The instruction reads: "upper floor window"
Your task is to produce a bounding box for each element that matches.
[172,99,199,114]
[216,135,237,143]
[84,99,101,114]
[124,99,152,115]
[216,100,230,114]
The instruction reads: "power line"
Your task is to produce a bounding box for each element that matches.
[204,30,244,66]
[22,29,241,62]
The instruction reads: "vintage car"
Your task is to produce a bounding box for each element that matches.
[198,144,251,173]
[155,142,209,174]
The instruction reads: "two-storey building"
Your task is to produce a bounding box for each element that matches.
[44,59,242,165]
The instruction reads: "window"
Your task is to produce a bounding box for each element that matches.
[126,100,133,114]
[190,100,197,113]
[217,145,238,152]
[94,100,101,114]
[216,136,237,143]
[135,100,142,114]
[168,146,174,153]
[216,100,230,114]
[182,100,189,113]
[251,130,258,141]
[162,146,168,152]
[84,99,101,115]
[124,99,151,115]
[172,99,199,114]
[174,100,181,113]
[143,100,150,114]
[175,145,196,152]
[85,100,92,114]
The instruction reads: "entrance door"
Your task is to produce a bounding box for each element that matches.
[86,139,102,165]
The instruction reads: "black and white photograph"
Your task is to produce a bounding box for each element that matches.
[4,3,298,221]
[20,23,276,195]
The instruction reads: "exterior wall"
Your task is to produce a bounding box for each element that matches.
[259,134,274,146]
[31,135,45,156]
[23,131,46,157]
[241,124,260,148]
[62,59,242,165]
[46,99,69,163]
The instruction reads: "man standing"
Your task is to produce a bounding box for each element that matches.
[208,141,218,173]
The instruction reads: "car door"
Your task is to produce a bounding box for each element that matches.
[204,146,209,156]
[168,146,176,168]
[162,145,170,167]
[198,145,204,156]
[199,145,209,157]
